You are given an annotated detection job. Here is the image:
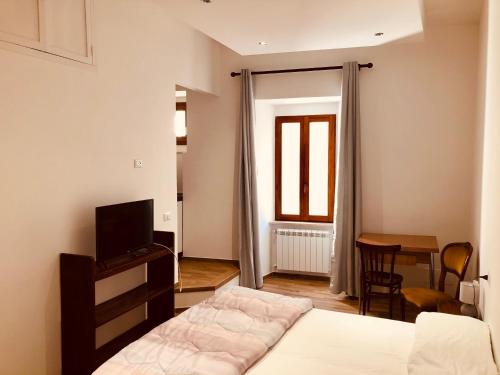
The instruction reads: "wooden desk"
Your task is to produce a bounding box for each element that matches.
[357,233,439,289]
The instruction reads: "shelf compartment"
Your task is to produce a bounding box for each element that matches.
[95,283,172,327]
[95,245,170,281]
[95,320,152,368]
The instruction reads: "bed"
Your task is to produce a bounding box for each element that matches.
[93,286,498,375]
[247,308,414,375]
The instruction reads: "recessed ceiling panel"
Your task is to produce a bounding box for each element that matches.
[167,0,424,55]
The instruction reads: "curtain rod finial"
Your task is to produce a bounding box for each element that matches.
[230,72,239,77]
[367,63,373,68]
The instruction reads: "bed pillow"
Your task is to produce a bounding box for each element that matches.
[407,312,498,375]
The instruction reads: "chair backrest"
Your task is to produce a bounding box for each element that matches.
[356,240,401,284]
[438,242,473,298]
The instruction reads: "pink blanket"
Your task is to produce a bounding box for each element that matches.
[94,286,312,375]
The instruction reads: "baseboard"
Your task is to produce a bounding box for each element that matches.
[264,271,330,282]
[181,256,239,268]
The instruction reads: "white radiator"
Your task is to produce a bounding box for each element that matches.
[275,229,332,274]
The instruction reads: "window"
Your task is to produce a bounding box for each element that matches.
[275,115,335,223]
[176,102,187,145]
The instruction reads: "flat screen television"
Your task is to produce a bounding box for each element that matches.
[96,199,154,262]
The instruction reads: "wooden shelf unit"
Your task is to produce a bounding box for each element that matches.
[60,231,175,375]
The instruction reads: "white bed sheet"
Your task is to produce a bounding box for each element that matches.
[247,308,415,375]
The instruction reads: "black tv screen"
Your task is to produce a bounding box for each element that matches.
[96,199,154,262]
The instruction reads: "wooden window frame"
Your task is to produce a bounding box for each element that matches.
[275,114,336,223]
[176,102,187,146]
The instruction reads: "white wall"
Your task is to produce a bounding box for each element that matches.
[184,24,481,291]
[255,101,276,275]
[273,101,340,116]
[479,0,500,361]
[181,87,240,259]
[472,0,489,282]
[0,0,221,373]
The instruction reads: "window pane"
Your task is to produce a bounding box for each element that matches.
[309,121,329,216]
[281,122,301,215]
[175,110,186,137]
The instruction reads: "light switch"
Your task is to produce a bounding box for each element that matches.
[163,212,171,222]
[134,159,143,168]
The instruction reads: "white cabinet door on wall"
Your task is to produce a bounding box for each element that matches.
[44,0,93,63]
[0,0,42,50]
[0,0,93,64]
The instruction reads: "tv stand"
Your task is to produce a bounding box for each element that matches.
[133,247,152,257]
[60,231,175,375]
[96,243,167,274]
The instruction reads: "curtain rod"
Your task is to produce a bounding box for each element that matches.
[230,62,373,77]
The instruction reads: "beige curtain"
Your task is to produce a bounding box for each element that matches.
[330,62,362,296]
[238,69,263,289]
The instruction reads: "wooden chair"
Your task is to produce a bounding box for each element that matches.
[356,240,403,319]
[401,242,473,321]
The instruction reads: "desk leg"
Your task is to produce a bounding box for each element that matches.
[429,253,435,289]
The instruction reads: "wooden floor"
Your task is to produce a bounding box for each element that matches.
[262,273,418,322]
[177,258,240,292]
[177,258,417,322]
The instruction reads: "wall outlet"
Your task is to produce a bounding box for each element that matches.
[134,159,143,168]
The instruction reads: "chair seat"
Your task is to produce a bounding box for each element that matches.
[363,271,403,286]
[402,287,453,309]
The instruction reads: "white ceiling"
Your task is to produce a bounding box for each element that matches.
[168,0,424,55]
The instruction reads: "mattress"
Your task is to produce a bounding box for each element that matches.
[247,308,415,375]
[94,301,415,375]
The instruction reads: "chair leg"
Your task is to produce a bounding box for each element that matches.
[389,288,394,319]
[361,284,368,315]
[367,285,372,312]
[401,295,406,322]
[358,280,364,314]
[362,290,368,315]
